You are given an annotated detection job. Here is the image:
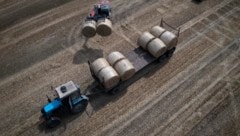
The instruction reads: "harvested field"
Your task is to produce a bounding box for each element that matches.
[0,0,239,135]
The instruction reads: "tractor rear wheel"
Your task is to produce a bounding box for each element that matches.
[70,99,88,114]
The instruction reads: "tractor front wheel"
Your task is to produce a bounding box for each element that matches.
[70,99,88,114]
[46,117,61,128]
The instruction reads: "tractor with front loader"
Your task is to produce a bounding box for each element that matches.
[82,0,112,37]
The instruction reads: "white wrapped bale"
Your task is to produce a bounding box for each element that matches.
[114,59,135,81]
[98,66,120,89]
[91,58,109,76]
[150,26,166,38]
[159,31,178,50]
[82,20,97,37]
[137,32,155,49]
[107,51,126,66]
[147,38,167,58]
[96,19,112,36]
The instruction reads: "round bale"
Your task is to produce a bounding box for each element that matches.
[96,19,112,36]
[114,59,135,81]
[91,58,109,76]
[147,38,167,58]
[107,51,126,66]
[137,32,155,49]
[98,66,120,89]
[82,20,97,38]
[150,26,166,38]
[159,31,178,50]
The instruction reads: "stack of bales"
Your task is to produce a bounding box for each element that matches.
[91,51,135,89]
[107,52,135,81]
[91,58,120,89]
[138,32,167,58]
[82,18,112,38]
[150,26,178,50]
[138,26,177,57]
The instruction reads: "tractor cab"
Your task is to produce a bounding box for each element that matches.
[41,81,88,128]
[88,1,111,21]
[96,3,111,18]
[55,81,80,99]
[82,0,112,37]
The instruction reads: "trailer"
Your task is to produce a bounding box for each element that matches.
[86,19,180,95]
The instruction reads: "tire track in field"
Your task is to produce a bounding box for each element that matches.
[153,64,240,136]
[0,0,80,31]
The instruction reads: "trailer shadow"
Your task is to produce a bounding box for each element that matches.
[87,86,129,113]
[143,54,172,78]
[86,54,172,112]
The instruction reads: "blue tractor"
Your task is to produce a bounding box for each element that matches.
[41,81,89,128]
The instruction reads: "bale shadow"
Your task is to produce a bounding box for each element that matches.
[73,39,103,64]
[143,54,172,78]
[192,0,204,4]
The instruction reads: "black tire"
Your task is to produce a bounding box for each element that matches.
[70,99,88,114]
[108,87,119,95]
[166,47,176,57]
[46,117,61,128]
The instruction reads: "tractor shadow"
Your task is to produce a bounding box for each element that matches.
[73,39,103,64]
[86,54,172,113]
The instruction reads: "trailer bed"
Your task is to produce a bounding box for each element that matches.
[85,47,162,95]
[123,47,157,72]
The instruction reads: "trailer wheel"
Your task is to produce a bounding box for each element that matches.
[165,47,176,57]
[71,99,88,114]
[46,117,61,128]
[108,87,119,95]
